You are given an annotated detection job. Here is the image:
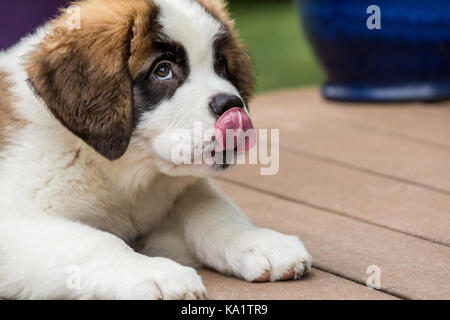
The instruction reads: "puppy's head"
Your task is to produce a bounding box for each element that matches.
[26,0,254,177]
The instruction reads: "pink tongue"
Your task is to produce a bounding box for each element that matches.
[215,107,256,152]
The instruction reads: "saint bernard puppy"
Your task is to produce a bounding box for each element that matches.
[0,0,312,299]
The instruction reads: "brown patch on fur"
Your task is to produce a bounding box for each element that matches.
[25,0,158,160]
[196,0,231,25]
[129,2,160,78]
[0,71,26,154]
[196,0,255,103]
[222,35,255,104]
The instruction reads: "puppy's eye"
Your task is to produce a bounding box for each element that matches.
[155,63,173,80]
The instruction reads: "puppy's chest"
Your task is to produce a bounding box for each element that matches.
[88,187,174,240]
[94,186,179,240]
[35,162,197,241]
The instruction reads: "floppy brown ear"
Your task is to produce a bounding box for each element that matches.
[26,0,151,160]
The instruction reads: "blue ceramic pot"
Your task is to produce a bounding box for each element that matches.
[297,0,450,101]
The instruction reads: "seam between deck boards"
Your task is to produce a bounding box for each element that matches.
[311,265,407,300]
[282,145,450,197]
[217,177,450,248]
[203,267,399,300]
[331,118,450,152]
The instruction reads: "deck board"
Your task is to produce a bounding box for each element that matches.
[200,268,396,300]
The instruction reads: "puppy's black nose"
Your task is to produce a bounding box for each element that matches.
[210,94,244,116]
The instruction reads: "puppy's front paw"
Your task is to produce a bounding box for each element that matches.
[149,258,207,300]
[93,257,207,300]
[224,229,312,282]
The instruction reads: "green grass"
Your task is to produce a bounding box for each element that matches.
[228,0,324,93]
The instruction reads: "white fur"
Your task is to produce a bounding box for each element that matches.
[0,0,312,300]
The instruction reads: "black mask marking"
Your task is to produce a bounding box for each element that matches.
[133,35,190,126]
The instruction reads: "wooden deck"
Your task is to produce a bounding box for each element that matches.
[202,88,450,300]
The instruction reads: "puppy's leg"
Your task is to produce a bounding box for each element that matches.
[156,179,312,282]
[0,212,206,299]
[139,220,201,268]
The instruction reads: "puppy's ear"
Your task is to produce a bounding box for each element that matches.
[26,0,152,160]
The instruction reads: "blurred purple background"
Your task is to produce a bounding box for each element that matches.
[0,0,69,50]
